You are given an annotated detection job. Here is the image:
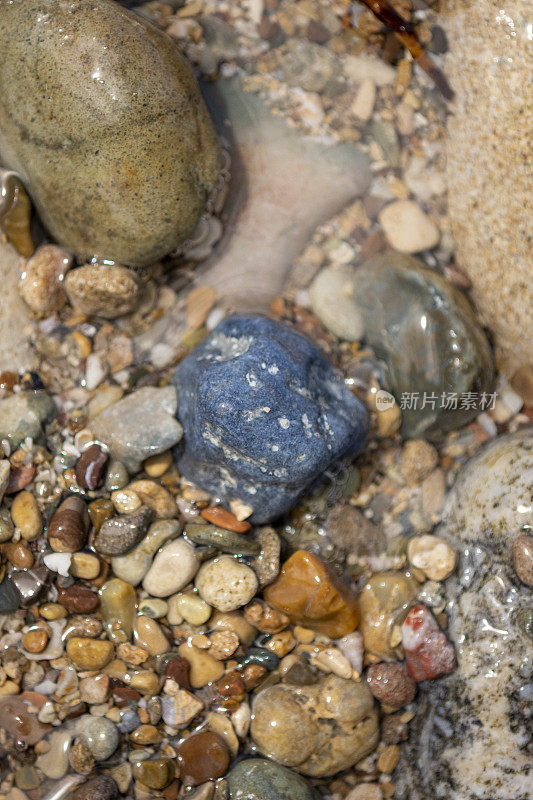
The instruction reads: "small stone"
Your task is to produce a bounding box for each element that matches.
[401,603,456,681]
[170,591,212,626]
[105,459,129,491]
[195,556,258,612]
[0,390,56,450]
[185,523,259,555]
[210,610,257,645]
[0,459,10,506]
[94,505,154,555]
[75,444,108,490]
[14,765,41,791]
[164,656,192,690]
[379,200,439,253]
[78,715,119,760]
[70,551,101,580]
[351,77,376,122]
[43,551,71,577]
[359,571,417,659]
[19,244,71,317]
[200,506,251,533]
[99,577,136,643]
[112,518,181,587]
[56,583,100,613]
[79,675,110,705]
[127,479,178,518]
[176,731,230,786]
[513,535,533,586]
[311,647,352,679]
[251,675,378,777]
[11,490,42,540]
[226,758,318,800]
[263,550,360,638]
[91,386,183,472]
[344,54,396,86]
[144,451,173,478]
[65,263,144,318]
[377,744,400,773]
[39,602,67,620]
[277,39,338,92]
[138,597,168,619]
[178,641,224,688]
[143,537,199,597]
[250,526,281,587]
[173,315,368,524]
[0,696,50,744]
[1,541,34,568]
[381,713,408,744]
[244,599,290,634]
[346,785,383,800]
[161,689,203,727]
[73,774,118,800]
[209,630,239,660]
[66,637,114,670]
[22,628,49,654]
[400,440,439,485]
[129,724,162,745]
[510,364,533,406]
[134,615,169,656]
[88,497,115,532]
[48,496,90,552]
[308,265,364,341]
[35,729,71,779]
[366,663,416,708]
[334,631,364,675]
[69,740,95,774]
[133,758,175,790]
[407,535,456,581]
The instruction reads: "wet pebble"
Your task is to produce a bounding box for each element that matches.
[176,730,230,786]
[134,615,169,656]
[75,444,108,490]
[48,496,90,553]
[142,537,199,597]
[226,758,319,800]
[185,522,259,554]
[250,526,281,587]
[407,535,456,581]
[66,637,114,670]
[0,390,56,449]
[366,662,416,709]
[402,604,456,681]
[0,696,50,744]
[161,689,203,728]
[65,264,144,319]
[99,578,136,643]
[308,264,364,341]
[177,641,224,688]
[105,459,129,492]
[112,519,181,587]
[169,591,211,626]
[195,556,258,612]
[513,535,533,586]
[70,551,101,580]
[91,386,183,472]
[11,490,42,540]
[56,583,100,613]
[379,200,439,253]
[78,715,119,761]
[359,571,417,660]
[94,505,153,556]
[35,729,71,779]
[400,440,438,485]
[132,758,175,790]
[200,505,251,533]
[73,774,118,800]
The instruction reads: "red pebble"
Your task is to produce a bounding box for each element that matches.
[402,603,456,682]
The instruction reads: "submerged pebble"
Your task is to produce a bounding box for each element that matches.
[226,758,319,800]
[142,537,199,597]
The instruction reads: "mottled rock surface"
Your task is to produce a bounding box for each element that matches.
[396,428,533,800]
[173,315,368,523]
[0,241,33,372]
[226,758,318,799]
[0,391,56,449]
[0,0,221,267]
[443,0,532,376]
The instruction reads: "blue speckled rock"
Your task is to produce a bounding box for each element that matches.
[173,315,368,524]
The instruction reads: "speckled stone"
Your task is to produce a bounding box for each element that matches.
[0,0,221,267]
[251,674,378,777]
[0,390,56,449]
[226,758,318,800]
[443,0,532,376]
[73,774,118,800]
[173,315,368,523]
[78,716,119,761]
[396,428,533,800]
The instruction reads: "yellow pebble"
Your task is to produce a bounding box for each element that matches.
[39,602,67,620]
[11,490,42,540]
[72,330,92,358]
[378,744,400,773]
[66,637,114,670]
[144,451,172,478]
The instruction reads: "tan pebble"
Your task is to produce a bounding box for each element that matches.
[0,680,20,696]
[19,244,71,317]
[293,625,315,644]
[22,628,49,654]
[70,552,101,580]
[134,615,170,656]
[66,637,114,670]
[407,535,457,581]
[87,384,124,419]
[111,488,141,514]
[346,785,383,800]
[510,364,533,406]
[130,724,162,745]
[205,711,239,757]
[185,285,216,329]
[264,630,297,657]
[1,541,34,568]
[11,491,42,540]
[39,603,67,621]
[128,670,161,696]
[244,600,290,634]
[208,630,239,661]
[351,77,376,121]
[195,556,258,612]
[379,200,439,253]
[138,598,169,619]
[72,331,92,359]
[144,451,172,478]
[377,744,400,773]
[209,610,257,645]
[513,535,533,586]
[311,647,352,679]
[127,479,177,518]
[376,402,401,438]
[421,468,446,518]
[400,440,439,485]
[116,643,149,666]
[178,641,224,688]
[161,688,203,727]
[170,591,212,626]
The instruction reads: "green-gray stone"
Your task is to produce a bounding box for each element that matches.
[0,0,221,267]
[184,523,260,555]
[226,758,318,800]
[352,254,494,438]
[0,391,56,449]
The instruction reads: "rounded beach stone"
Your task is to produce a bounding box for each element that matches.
[176,730,230,785]
[0,0,221,267]
[78,716,119,761]
[378,200,440,253]
[195,556,258,612]
[226,758,318,800]
[173,314,368,523]
[251,674,378,777]
[73,774,118,800]
[142,537,199,597]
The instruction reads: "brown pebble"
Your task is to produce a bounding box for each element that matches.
[242,663,268,690]
[88,497,115,532]
[381,713,408,744]
[513,535,533,586]
[48,496,90,552]
[164,656,192,691]
[366,663,416,709]
[200,506,251,533]
[257,18,283,41]
[75,444,109,490]
[244,599,290,633]
[216,670,245,698]
[176,731,230,786]
[113,686,141,707]
[306,19,330,43]
[56,583,100,613]
[73,774,118,800]
[130,724,162,746]
[22,628,49,654]
[1,541,34,568]
[0,371,18,391]
[6,465,36,494]
[69,740,95,774]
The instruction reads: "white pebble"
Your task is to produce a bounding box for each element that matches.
[43,552,72,577]
[142,537,199,597]
[407,534,457,581]
[195,556,258,612]
[85,353,107,390]
[379,200,440,253]
[351,77,376,121]
[334,631,364,675]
